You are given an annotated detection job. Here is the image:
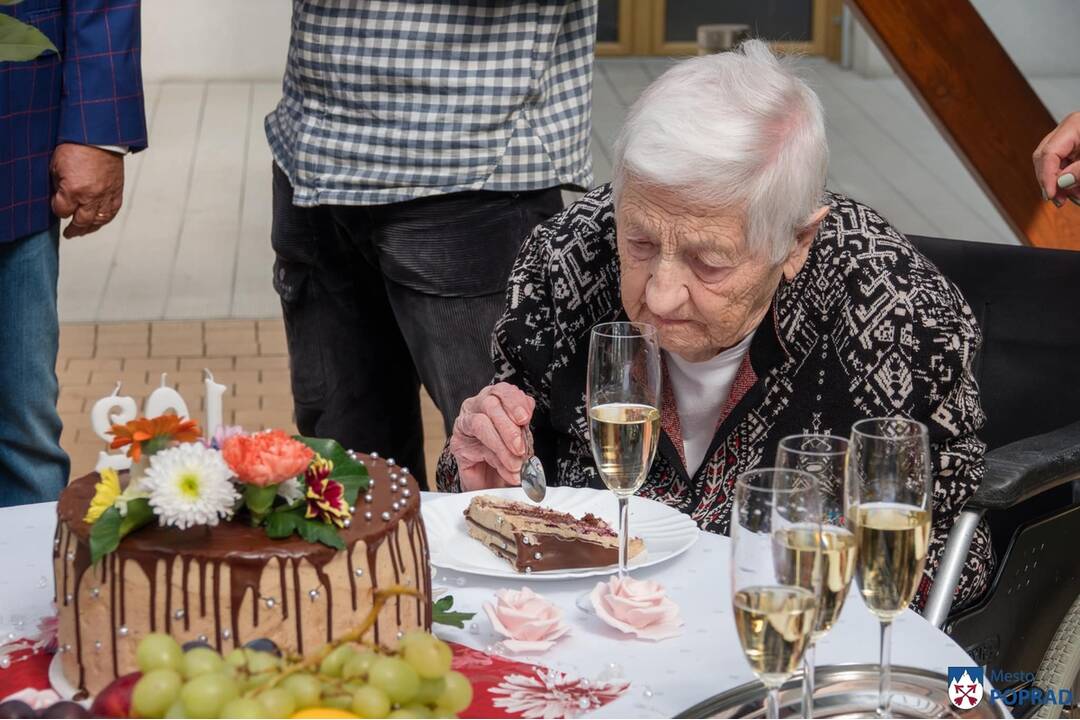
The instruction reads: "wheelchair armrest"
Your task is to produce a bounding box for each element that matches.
[970,420,1080,510]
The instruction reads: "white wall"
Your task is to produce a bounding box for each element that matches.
[141,0,291,82]
[852,0,1080,78]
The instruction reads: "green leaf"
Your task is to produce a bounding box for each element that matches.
[334,474,368,507]
[118,498,153,539]
[244,484,278,516]
[0,14,59,61]
[265,510,299,539]
[297,518,345,550]
[432,595,475,629]
[294,436,370,504]
[89,501,154,564]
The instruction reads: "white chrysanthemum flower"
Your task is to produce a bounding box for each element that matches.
[143,444,239,529]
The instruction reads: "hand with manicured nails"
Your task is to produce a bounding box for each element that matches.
[449,382,536,491]
[1033,111,1080,208]
[50,144,125,238]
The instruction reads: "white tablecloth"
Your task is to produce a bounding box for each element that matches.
[0,498,978,718]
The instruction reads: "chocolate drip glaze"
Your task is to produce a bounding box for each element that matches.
[54,454,430,694]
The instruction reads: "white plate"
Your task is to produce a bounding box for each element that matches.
[423,487,700,580]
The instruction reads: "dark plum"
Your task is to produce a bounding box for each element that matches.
[39,703,89,719]
[243,638,281,657]
[181,639,213,652]
[0,700,36,719]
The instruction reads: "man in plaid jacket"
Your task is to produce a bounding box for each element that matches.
[0,0,147,506]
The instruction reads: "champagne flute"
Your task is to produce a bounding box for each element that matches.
[586,321,661,577]
[775,434,856,719]
[732,468,822,719]
[845,418,933,718]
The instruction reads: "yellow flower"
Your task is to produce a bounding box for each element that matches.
[84,468,121,524]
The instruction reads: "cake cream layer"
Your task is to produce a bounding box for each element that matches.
[464,495,645,572]
[54,455,431,696]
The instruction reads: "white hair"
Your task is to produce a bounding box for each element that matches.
[612,40,829,263]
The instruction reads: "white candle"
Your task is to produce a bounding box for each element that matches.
[90,382,138,442]
[95,450,132,473]
[144,373,190,419]
[204,369,227,436]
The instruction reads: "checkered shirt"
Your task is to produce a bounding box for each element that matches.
[0,0,147,244]
[265,1,596,207]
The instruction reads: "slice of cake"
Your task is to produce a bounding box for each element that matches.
[464,495,645,572]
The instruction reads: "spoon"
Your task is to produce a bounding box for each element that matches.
[519,427,547,503]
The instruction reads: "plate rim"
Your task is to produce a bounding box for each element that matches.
[422,486,700,580]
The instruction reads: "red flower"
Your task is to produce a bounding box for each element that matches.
[304,457,349,528]
[221,430,315,487]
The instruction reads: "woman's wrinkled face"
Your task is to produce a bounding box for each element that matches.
[616,183,786,363]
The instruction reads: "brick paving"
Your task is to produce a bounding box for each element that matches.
[57,320,447,487]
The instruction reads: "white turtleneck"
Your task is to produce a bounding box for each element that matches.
[665,331,755,476]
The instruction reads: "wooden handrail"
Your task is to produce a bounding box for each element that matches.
[847,0,1080,250]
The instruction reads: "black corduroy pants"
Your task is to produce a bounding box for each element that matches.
[269,164,563,486]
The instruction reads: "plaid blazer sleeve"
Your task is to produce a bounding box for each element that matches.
[57,0,147,151]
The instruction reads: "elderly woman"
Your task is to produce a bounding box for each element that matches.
[436,41,993,611]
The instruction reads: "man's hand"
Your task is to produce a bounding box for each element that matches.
[50,143,125,238]
[449,382,536,491]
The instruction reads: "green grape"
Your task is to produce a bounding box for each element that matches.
[179,672,239,718]
[368,656,420,705]
[225,648,247,669]
[319,644,356,678]
[132,668,183,718]
[399,629,431,649]
[321,693,354,711]
[415,677,446,706]
[434,640,453,672]
[436,671,473,714]
[136,633,184,673]
[243,671,276,693]
[244,649,281,674]
[351,685,391,719]
[219,698,265,719]
[281,673,322,709]
[342,651,379,680]
[164,700,187,719]
[404,637,451,679]
[181,647,225,680]
[389,708,430,719]
[256,688,297,718]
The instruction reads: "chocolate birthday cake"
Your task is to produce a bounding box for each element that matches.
[464,495,645,572]
[53,454,431,695]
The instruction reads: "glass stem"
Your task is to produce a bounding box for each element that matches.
[617,495,630,577]
[877,620,893,718]
[765,687,781,719]
[802,641,816,718]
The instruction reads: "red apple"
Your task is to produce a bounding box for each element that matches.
[88,672,141,718]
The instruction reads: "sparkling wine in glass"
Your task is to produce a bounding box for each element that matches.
[587,321,661,576]
[775,434,856,719]
[732,468,822,719]
[846,418,933,718]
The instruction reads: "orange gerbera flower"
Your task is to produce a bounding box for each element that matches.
[109,415,202,462]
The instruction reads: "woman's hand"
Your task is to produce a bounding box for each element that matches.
[449,383,537,491]
[1033,112,1080,206]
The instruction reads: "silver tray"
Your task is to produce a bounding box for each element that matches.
[677,664,1012,719]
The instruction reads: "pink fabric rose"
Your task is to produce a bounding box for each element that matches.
[590,576,683,640]
[221,429,315,487]
[484,588,570,653]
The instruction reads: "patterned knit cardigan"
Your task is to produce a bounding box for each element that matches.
[437,185,994,612]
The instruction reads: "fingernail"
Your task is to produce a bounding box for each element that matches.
[1041,186,1048,201]
[514,436,525,454]
[513,408,529,423]
[1059,173,1076,189]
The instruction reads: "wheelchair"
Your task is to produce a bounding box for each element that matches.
[910,235,1080,719]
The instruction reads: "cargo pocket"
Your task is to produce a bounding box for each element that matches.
[271,258,327,405]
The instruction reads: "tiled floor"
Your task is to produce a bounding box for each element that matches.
[53,56,1080,482]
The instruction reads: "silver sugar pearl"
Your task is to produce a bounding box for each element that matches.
[354,568,364,577]
[390,472,399,480]
[0,657,10,669]
[455,577,466,587]
[222,629,232,640]
[390,483,398,492]
[364,511,373,521]
[402,489,411,498]
[309,589,320,601]
[468,622,480,635]
[521,535,530,545]
[65,594,73,604]
[349,505,356,513]
[343,519,351,528]
[63,644,72,654]
[94,640,103,652]
[396,630,404,640]
[174,609,185,620]
[198,635,208,643]
[347,450,357,459]
[381,512,391,521]
[496,515,504,525]
[534,552,542,560]
[118,626,129,637]
[388,458,396,466]
[391,501,401,511]
[54,538,60,548]
[264,597,277,609]
[358,459,365,466]
[525,566,532,574]
[5,632,14,641]
[89,587,100,598]
[642,686,654,699]
[370,451,379,459]
[578,698,591,710]
[401,467,409,475]
[66,550,75,561]
[364,494,374,503]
